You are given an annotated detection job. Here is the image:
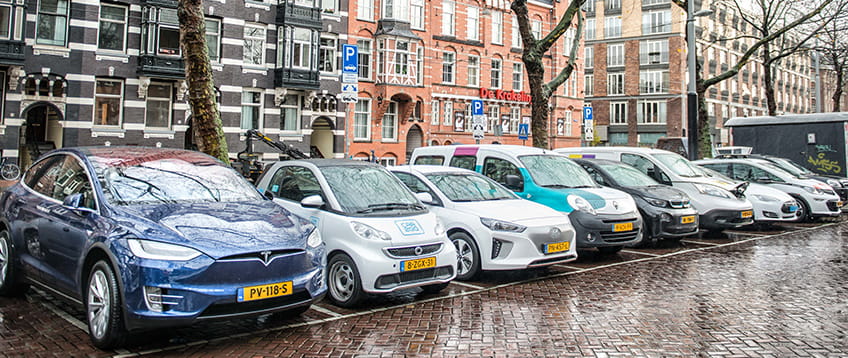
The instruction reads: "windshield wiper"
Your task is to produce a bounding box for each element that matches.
[541,184,571,188]
[356,202,423,213]
[570,185,596,188]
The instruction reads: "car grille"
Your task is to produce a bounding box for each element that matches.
[218,249,305,263]
[374,266,454,290]
[669,200,690,209]
[384,243,443,258]
[198,290,313,319]
[599,229,640,243]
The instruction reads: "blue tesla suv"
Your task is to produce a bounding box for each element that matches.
[0,147,326,348]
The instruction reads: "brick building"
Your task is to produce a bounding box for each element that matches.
[346,0,585,165]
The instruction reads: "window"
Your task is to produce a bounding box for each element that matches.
[243,23,266,66]
[442,1,455,36]
[383,102,397,140]
[638,100,667,124]
[416,46,423,85]
[492,11,503,44]
[639,70,669,93]
[0,6,13,40]
[585,46,594,68]
[241,90,262,130]
[610,102,627,124]
[584,74,594,96]
[607,0,620,10]
[468,55,480,87]
[563,28,575,53]
[414,156,444,165]
[565,111,573,135]
[383,0,409,20]
[640,39,668,64]
[510,107,520,133]
[321,0,337,14]
[482,157,522,191]
[394,41,410,76]
[358,0,374,20]
[531,19,542,39]
[642,10,670,34]
[146,83,172,128]
[141,7,180,55]
[607,43,624,67]
[431,100,440,125]
[410,0,424,29]
[607,73,624,95]
[604,17,621,38]
[511,14,521,48]
[582,0,595,12]
[463,104,472,131]
[319,36,336,73]
[491,58,502,89]
[621,154,653,175]
[268,166,322,202]
[98,4,127,52]
[394,172,439,203]
[442,51,455,84]
[291,27,313,69]
[584,19,595,40]
[281,94,300,132]
[443,101,453,125]
[512,62,523,91]
[449,156,477,171]
[488,106,499,132]
[643,0,667,4]
[467,7,479,41]
[94,79,123,126]
[37,0,69,46]
[354,98,371,140]
[357,39,371,80]
[205,19,221,62]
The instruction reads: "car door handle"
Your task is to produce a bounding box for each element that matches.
[62,227,69,232]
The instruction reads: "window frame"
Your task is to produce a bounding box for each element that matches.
[491,58,502,89]
[145,82,173,129]
[243,23,267,66]
[354,98,372,140]
[610,101,627,125]
[382,101,398,141]
[36,0,70,46]
[98,3,127,52]
[491,11,503,45]
[607,72,624,95]
[442,51,455,84]
[94,79,124,127]
[240,89,263,130]
[468,55,480,87]
[442,1,455,36]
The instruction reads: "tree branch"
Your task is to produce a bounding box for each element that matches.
[535,0,584,55]
[544,12,583,96]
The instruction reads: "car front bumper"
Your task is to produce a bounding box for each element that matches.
[699,208,755,230]
[480,221,578,271]
[640,206,699,240]
[568,211,643,248]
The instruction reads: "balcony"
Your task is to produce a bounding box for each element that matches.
[277,2,322,29]
[0,39,25,65]
[275,67,319,90]
[137,54,185,78]
[142,0,178,7]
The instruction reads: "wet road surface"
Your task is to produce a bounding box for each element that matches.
[1,220,846,357]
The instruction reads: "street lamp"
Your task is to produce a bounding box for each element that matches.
[686,5,713,160]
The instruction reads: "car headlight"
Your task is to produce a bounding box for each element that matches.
[801,185,823,195]
[480,217,527,232]
[306,228,322,248]
[693,183,733,199]
[127,239,202,261]
[434,219,445,236]
[645,197,668,208]
[566,195,597,215]
[827,179,842,188]
[351,221,392,241]
[752,194,780,202]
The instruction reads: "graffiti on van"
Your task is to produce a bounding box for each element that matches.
[814,144,837,153]
[808,152,842,174]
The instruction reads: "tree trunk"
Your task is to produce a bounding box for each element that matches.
[762,44,778,116]
[179,0,229,163]
[527,68,549,149]
[833,66,844,112]
[696,83,711,159]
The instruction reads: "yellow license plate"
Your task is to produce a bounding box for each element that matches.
[401,256,436,272]
[681,215,696,224]
[237,281,293,302]
[612,222,633,232]
[545,241,571,253]
[838,201,844,207]
[741,210,753,218]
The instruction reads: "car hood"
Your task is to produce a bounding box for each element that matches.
[744,183,795,202]
[618,185,689,202]
[113,200,310,259]
[452,199,568,225]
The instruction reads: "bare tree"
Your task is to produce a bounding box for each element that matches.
[673,0,835,158]
[179,0,229,162]
[813,17,848,111]
[511,0,584,149]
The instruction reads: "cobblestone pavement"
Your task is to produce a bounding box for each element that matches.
[1,221,846,357]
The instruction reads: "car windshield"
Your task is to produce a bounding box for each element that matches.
[597,162,658,187]
[519,155,597,188]
[91,151,261,205]
[697,165,736,182]
[653,153,704,178]
[322,165,425,215]
[425,173,517,202]
[768,157,810,177]
[756,161,794,180]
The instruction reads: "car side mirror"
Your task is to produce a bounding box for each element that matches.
[300,195,324,209]
[505,174,523,191]
[263,190,274,200]
[415,192,435,205]
[62,193,96,215]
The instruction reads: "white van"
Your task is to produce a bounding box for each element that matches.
[410,145,643,254]
[255,160,457,307]
[555,147,754,231]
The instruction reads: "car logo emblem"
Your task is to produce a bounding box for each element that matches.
[549,227,561,240]
[260,250,273,265]
[414,246,424,256]
[613,201,619,210]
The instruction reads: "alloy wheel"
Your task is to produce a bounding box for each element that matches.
[453,238,474,276]
[0,235,8,287]
[87,270,111,340]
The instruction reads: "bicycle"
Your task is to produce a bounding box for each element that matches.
[0,156,21,181]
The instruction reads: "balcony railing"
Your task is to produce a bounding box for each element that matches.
[0,39,25,64]
[138,54,185,78]
[277,2,322,28]
[275,67,320,89]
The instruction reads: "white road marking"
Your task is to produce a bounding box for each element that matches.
[621,249,661,257]
[310,304,342,317]
[449,281,485,290]
[680,239,720,246]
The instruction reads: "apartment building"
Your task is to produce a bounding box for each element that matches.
[346,0,585,164]
[0,0,349,166]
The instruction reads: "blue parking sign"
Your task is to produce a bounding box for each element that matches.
[583,106,593,121]
[342,44,358,74]
[472,100,484,116]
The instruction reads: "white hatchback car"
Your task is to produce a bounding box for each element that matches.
[390,166,578,280]
[255,160,457,307]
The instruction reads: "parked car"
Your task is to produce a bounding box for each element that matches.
[254,160,456,307]
[751,154,848,203]
[0,147,326,349]
[555,147,754,232]
[695,158,842,221]
[571,159,699,244]
[390,165,577,280]
[694,165,802,223]
[411,145,643,254]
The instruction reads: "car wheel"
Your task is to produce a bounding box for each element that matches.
[86,260,127,349]
[451,232,481,281]
[327,253,364,308]
[0,230,28,297]
[597,246,623,255]
[419,282,450,295]
[796,198,812,222]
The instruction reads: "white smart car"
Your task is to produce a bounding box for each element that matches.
[255,160,457,307]
[390,166,578,280]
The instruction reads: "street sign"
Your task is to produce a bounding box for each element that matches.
[583,106,593,121]
[518,123,529,140]
[342,73,357,83]
[472,115,485,140]
[472,99,484,116]
[339,93,357,103]
[342,83,358,93]
[583,106,594,142]
[342,44,358,75]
